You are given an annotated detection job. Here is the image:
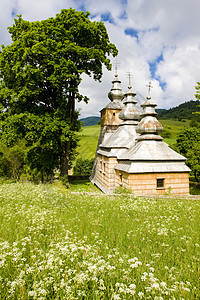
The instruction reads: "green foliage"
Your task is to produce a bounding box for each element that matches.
[195,81,200,102]
[0,140,26,179]
[190,181,200,195]
[160,129,172,138]
[73,158,94,176]
[189,119,200,128]
[176,127,200,155]
[187,143,200,182]
[176,127,200,182]
[115,186,133,194]
[0,150,11,178]
[0,9,117,180]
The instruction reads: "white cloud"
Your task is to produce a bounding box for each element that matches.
[1,0,200,117]
[16,0,74,21]
[156,45,200,108]
[0,0,15,45]
[85,0,125,19]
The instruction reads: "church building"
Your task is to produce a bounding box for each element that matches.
[90,72,190,195]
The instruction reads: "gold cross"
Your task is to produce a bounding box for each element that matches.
[147,81,153,98]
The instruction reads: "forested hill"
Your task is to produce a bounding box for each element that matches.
[80,116,100,126]
[158,100,200,120]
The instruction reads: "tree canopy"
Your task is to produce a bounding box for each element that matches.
[195,82,200,101]
[176,127,200,182]
[0,8,118,181]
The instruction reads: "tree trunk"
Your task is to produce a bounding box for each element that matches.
[41,172,44,183]
[60,141,70,187]
[59,80,75,181]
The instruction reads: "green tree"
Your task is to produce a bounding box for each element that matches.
[73,158,94,176]
[0,140,26,179]
[186,143,200,182]
[194,82,200,119]
[0,8,117,181]
[176,127,200,155]
[189,119,199,128]
[176,127,200,182]
[195,82,200,101]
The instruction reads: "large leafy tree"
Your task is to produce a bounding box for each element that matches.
[175,83,200,183]
[176,127,200,182]
[0,8,117,180]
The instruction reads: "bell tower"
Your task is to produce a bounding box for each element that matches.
[90,69,124,183]
[99,70,124,142]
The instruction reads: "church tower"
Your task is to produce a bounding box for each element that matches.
[90,70,124,183]
[99,70,124,144]
[94,80,141,192]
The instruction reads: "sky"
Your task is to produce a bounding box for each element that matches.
[1,0,200,118]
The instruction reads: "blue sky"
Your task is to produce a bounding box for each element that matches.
[1,0,200,117]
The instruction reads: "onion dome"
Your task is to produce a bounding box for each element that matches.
[108,73,124,102]
[136,82,163,140]
[118,83,141,124]
[99,80,140,151]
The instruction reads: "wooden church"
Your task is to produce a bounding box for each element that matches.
[90,72,190,195]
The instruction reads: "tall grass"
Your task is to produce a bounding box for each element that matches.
[0,182,199,299]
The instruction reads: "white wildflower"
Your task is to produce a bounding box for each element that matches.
[138,291,144,298]
[28,290,37,297]
[113,294,121,300]
[129,283,136,290]
[151,282,160,290]
[160,282,167,288]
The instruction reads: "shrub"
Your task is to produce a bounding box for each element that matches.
[160,130,172,138]
[73,158,94,176]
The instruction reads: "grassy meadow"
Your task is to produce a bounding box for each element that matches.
[0,182,199,299]
[76,125,100,160]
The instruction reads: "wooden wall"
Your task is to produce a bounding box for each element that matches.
[115,171,190,195]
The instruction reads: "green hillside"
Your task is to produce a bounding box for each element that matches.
[158,100,200,120]
[80,116,100,126]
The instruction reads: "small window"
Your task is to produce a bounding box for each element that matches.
[99,160,102,172]
[157,178,165,189]
[119,173,123,185]
[113,112,116,116]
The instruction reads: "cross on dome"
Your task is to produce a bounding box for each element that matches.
[113,59,120,76]
[127,71,133,88]
[146,81,153,98]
